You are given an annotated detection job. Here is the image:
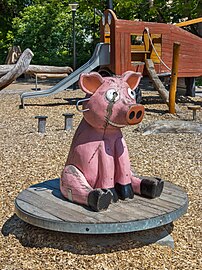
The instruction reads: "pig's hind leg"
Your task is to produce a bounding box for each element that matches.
[60,165,112,211]
[131,171,164,198]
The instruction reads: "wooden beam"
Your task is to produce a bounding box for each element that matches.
[35,73,68,79]
[169,42,181,114]
[145,59,180,112]
[0,48,33,90]
[175,17,202,27]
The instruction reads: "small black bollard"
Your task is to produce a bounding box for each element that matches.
[63,113,74,131]
[35,115,48,133]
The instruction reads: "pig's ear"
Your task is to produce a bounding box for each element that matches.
[122,71,142,89]
[79,72,104,94]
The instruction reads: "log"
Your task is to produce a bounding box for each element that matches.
[0,64,73,76]
[145,59,180,112]
[0,48,34,90]
[35,73,68,79]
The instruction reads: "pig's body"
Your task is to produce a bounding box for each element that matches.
[60,71,164,211]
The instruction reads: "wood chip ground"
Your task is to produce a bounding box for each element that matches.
[0,78,201,270]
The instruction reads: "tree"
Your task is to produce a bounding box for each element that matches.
[113,0,201,23]
[0,0,201,65]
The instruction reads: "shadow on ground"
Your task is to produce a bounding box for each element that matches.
[1,215,174,254]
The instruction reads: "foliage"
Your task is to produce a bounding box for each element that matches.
[113,0,201,23]
[12,2,72,65]
[0,0,201,65]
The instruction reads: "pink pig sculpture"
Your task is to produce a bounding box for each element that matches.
[60,71,164,211]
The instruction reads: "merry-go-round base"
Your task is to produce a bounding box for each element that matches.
[15,178,188,247]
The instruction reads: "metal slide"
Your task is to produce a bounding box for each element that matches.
[20,43,110,107]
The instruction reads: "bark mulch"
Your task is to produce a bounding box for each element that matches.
[0,78,201,270]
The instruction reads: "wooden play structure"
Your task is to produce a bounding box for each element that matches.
[99,10,202,79]
[19,10,201,108]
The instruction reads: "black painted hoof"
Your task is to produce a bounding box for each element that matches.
[115,183,134,200]
[109,188,119,203]
[88,189,113,212]
[140,177,164,198]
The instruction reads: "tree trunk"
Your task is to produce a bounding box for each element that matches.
[0,64,73,76]
[0,49,33,90]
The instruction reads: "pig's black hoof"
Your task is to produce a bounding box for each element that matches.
[140,177,164,198]
[88,189,112,211]
[115,183,134,200]
[109,188,119,202]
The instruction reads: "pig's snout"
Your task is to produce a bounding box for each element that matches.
[126,105,144,125]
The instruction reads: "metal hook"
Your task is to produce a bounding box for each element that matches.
[76,97,90,112]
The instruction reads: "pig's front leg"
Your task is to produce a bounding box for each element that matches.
[60,165,112,211]
[114,137,164,200]
[114,137,134,200]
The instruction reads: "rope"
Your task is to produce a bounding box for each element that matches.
[144,27,171,71]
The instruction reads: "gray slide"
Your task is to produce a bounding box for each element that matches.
[20,43,110,107]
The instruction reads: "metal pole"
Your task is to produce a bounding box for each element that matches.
[72,9,77,90]
[93,8,96,46]
[72,10,76,72]
[107,0,113,9]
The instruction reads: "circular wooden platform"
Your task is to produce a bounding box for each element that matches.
[15,178,188,234]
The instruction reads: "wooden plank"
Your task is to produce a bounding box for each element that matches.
[178,62,202,70]
[120,32,125,74]
[37,187,122,223]
[116,21,170,34]
[175,17,202,27]
[158,193,187,206]
[131,51,150,53]
[17,189,102,223]
[171,30,202,43]
[133,197,180,212]
[112,200,165,219]
[27,185,121,223]
[16,199,62,221]
[163,187,188,199]
[28,183,167,222]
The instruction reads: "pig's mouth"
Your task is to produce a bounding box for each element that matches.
[105,117,126,128]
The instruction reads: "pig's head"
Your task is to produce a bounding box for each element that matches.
[78,71,144,130]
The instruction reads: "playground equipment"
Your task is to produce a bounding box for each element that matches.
[60,71,164,211]
[20,10,202,108]
[20,43,110,108]
[100,10,202,78]
[15,71,188,245]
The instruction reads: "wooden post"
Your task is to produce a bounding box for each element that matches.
[169,42,181,114]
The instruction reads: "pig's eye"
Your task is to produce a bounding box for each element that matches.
[106,89,119,102]
[128,88,136,100]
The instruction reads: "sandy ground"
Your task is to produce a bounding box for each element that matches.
[0,78,201,270]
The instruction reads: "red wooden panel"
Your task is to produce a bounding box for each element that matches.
[100,11,202,77]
